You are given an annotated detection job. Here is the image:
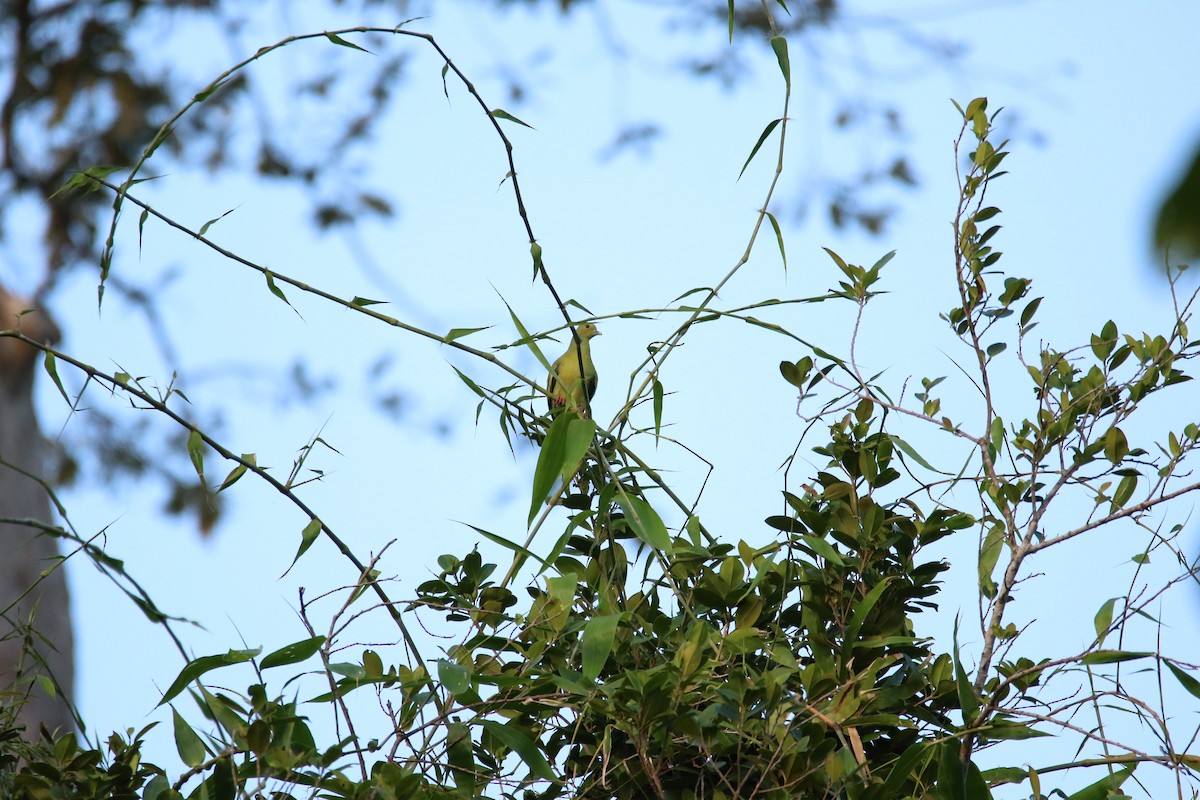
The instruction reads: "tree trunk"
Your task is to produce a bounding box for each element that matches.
[0,288,74,737]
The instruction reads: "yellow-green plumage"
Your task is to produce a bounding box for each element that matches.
[548,322,600,413]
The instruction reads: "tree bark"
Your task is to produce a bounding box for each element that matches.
[0,287,73,737]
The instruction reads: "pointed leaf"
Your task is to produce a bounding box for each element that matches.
[1093,597,1117,644]
[617,495,671,551]
[261,636,326,669]
[652,378,664,442]
[158,648,261,706]
[738,118,781,180]
[445,326,488,342]
[186,429,205,480]
[530,411,571,523]
[562,416,596,480]
[1063,766,1134,800]
[172,708,207,768]
[766,210,787,270]
[581,613,620,680]
[42,351,70,404]
[264,270,291,305]
[438,660,471,696]
[490,108,534,129]
[325,32,370,52]
[1081,649,1153,665]
[285,518,323,574]
[482,720,558,783]
[1165,660,1200,700]
[197,207,235,237]
[770,36,790,87]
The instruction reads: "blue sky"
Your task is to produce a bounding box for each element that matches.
[25,1,1200,796]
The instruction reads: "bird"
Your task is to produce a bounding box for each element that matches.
[547,322,601,415]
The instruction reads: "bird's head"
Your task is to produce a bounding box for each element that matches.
[576,322,601,341]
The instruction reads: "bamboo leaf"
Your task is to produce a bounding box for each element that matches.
[325,32,370,52]
[261,636,326,669]
[738,118,781,180]
[581,614,621,680]
[490,108,534,129]
[617,495,671,551]
[158,648,261,706]
[482,720,558,783]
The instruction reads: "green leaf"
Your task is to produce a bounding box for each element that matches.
[504,300,552,372]
[193,78,229,103]
[217,454,255,493]
[877,741,934,799]
[726,0,734,42]
[988,415,1005,458]
[264,270,291,305]
[581,614,621,680]
[936,740,967,800]
[325,31,370,52]
[158,648,261,706]
[172,708,207,768]
[438,660,471,696]
[261,636,326,669]
[481,720,559,783]
[978,525,1004,599]
[796,534,845,566]
[652,378,664,442]
[451,366,486,399]
[138,208,149,254]
[766,211,787,271]
[842,577,893,655]
[1110,473,1137,511]
[1093,597,1118,644]
[1103,426,1129,464]
[617,495,672,551]
[42,351,70,404]
[197,207,235,237]
[770,36,790,88]
[1081,649,1153,665]
[888,435,940,472]
[186,429,205,480]
[51,164,124,198]
[445,326,488,342]
[490,108,534,129]
[1062,765,1134,800]
[822,246,850,272]
[215,466,248,500]
[979,721,1049,740]
[1019,296,1042,328]
[561,416,596,481]
[1165,660,1200,700]
[470,524,548,571]
[350,296,387,307]
[530,241,544,277]
[952,618,979,724]
[531,411,571,523]
[738,118,781,180]
[284,518,323,576]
